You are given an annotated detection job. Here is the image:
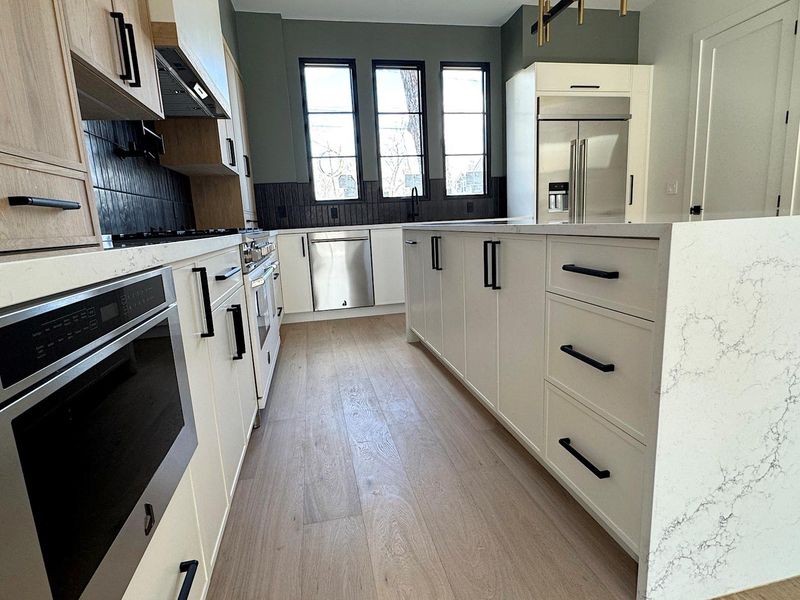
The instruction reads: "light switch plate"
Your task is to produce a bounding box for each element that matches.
[666,181,679,195]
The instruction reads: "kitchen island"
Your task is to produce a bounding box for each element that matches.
[402,216,800,599]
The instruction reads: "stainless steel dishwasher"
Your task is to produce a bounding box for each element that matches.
[308,230,375,311]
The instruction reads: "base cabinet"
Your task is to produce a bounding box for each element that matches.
[371,228,405,305]
[277,234,313,314]
[440,233,465,377]
[404,230,426,338]
[122,471,207,600]
[422,233,443,353]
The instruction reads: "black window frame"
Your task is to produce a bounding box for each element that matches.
[372,59,430,201]
[440,61,491,198]
[299,57,364,203]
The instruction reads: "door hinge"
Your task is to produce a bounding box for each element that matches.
[689,205,703,216]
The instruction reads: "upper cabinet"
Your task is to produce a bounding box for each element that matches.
[148,0,231,118]
[63,0,164,119]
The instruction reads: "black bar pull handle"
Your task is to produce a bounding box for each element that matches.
[301,236,306,257]
[430,236,437,270]
[562,264,619,280]
[559,438,610,479]
[177,560,199,600]
[227,138,236,167]
[244,154,251,178]
[215,266,241,281]
[110,12,132,82]
[490,241,501,290]
[560,344,615,373]
[124,22,141,87]
[192,267,215,338]
[483,241,491,288]
[228,304,246,360]
[570,84,601,89]
[628,174,635,206]
[143,503,156,536]
[436,236,443,270]
[9,196,81,210]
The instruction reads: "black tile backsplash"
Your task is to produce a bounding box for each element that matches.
[256,177,506,230]
[83,121,194,235]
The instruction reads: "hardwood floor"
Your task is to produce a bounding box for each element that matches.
[207,314,639,600]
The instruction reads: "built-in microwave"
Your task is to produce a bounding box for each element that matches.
[0,268,197,600]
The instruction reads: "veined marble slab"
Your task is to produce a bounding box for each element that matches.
[642,217,800,598]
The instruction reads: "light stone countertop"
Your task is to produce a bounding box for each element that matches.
[403,218,673,239]
[265,216,535,236]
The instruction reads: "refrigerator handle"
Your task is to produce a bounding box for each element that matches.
[579,139,588,224]
[569,139,578,224]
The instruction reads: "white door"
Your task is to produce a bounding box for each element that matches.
[690,0,798,220]
[404,230,426,339]
[422,233,443,354]
[440,233,466,377]
[276,234,313,314]
[497,236,547,453]
[464,235,498,408]
[371,228,406,305]
[209,300,246,498]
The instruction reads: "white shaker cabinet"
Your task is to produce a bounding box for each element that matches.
[496,235,546,453]
[122,471,207,600]
[439,233,466,378]
[463,235,499,409]
[422,232,443,354]
[371,228,405,305]
[276,234,314,314]
[403,230,426,339]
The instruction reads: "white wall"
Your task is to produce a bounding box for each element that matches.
[639,0,756,222]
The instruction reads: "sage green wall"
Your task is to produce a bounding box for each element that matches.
[502,5,639,82]
[218,0,239,61]
[236,12,298,183]
[235,15,502,184]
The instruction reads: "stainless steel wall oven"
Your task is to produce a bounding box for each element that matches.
[0,268,197,600]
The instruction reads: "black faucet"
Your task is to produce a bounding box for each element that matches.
[408,186,420,221]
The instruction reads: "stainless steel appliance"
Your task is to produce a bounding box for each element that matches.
[537,96,631,224]
[308,230,374,311]
[241,232,281,408]
[0,268,197,600]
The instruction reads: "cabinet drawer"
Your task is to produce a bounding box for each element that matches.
[536,63,632,93]
[545,384,644,554]
[0,160,99,252]
[547,236,659,320]
[546,294,653,442]
[199,247,243,307]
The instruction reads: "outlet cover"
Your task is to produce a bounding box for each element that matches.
[666,181,679,196]
[466,201,475,213]
[330,206,339,219]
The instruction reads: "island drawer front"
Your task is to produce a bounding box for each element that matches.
[203,248,244,306]
[547,236,659,321]
[545,294,653,443]
[545,383,644,554]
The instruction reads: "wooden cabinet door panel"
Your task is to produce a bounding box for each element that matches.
[112,0,163,115]
[404,230,426,339]
[0,0,85,169]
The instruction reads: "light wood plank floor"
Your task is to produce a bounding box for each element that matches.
[207,314,794,600]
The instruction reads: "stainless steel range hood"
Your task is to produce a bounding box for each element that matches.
[155,48,228,118]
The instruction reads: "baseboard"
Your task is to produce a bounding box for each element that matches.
[282,303,405,323]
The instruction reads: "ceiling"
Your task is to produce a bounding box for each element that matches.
[231,0,657,27]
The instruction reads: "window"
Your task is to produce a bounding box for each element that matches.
[300,59,361,201]
[373,61,427,198]
[442,63,489,196]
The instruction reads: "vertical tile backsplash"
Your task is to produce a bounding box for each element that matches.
[83,121,194,235]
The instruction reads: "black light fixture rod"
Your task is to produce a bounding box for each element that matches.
[531,0,578,34]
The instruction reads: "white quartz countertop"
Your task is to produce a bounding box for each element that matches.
[403,218,673,239]
[266,217,534,236]
[0,234,242,311]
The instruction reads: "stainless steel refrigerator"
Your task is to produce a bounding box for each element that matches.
[537,96,631,224]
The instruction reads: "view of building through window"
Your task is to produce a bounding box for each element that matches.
[373,62,426,198]
[300,60,361,201]
[442,64,489,196]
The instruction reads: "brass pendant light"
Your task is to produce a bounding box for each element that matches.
[533,0,630,46]
[578,0,585,25]
[620,0,628,16]
[538,1,545,47]
[545,0,552,43]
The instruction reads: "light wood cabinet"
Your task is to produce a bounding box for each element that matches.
[122,471,208,600]
[277,234,314,314]
[371,228,405,306]
[64,0,163,119]
[158,118,238,176]
[172,262,229,571]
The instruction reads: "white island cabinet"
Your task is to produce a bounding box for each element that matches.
[403,217,800,600]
